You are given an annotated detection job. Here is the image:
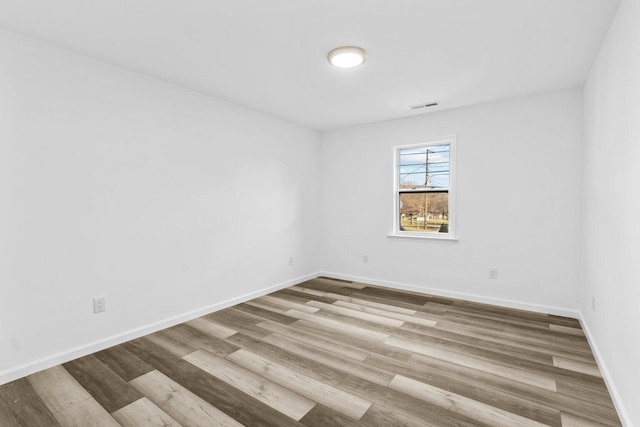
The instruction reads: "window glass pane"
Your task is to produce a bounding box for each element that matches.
[399,192,449,233]
[399,146,428,156]
[399,144,449,189]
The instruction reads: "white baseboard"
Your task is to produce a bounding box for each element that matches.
[578,312,632,427]
[320,271,579,318]
[0,271,321,386]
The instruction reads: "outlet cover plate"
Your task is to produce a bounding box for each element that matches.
[93,297,106,313]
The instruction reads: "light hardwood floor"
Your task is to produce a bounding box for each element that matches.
[0,277,622,426]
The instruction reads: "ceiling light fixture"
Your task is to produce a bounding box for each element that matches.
[327,46,367,68]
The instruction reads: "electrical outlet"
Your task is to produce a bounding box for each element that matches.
[288,256,294,266]
[591,296,596,312]
[363,255,369,264]
[93,297,106,313]
[488,268,498,279]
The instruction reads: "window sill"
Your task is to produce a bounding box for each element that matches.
[387,233,458,242]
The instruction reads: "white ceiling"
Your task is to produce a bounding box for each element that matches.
[0,0,620,131]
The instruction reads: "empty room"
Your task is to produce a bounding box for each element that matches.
[0,0,638,426]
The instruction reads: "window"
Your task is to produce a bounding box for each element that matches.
[393,137,456,239]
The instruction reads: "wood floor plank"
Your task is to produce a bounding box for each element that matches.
[386,335,558,391]
[63,354,143,413]
[389,374,548,427]
[556,378,616,408]
[257,319,371,361]
[402,335,606,391]
[551,336,593,355]
[52,397,120,427]
[287,285,346,300]
[393,326,602,394]
[0,398,21,427]
[184,349,316,420]
[3,278,621,426]
[549,324,585,336]
[394,322,556,369]
[94,345,155,382]
[234,302,299,325]
[282,318,418,361]
[450,300,553,323]
[313,276,366,289]
[552,356,602,378]
[262,332,395,386]
[227,348,372,420]
[288,285,419,315]
[111,397,182,427]
[357,403,433,427]
[442,311,558,342]
[296,281,356,296]
[205,308,273,340]
[129,370,243,427]
[553,372,611,402]
[434,320,597,365]
[123,338,303,427]
[336,374,482,427]
[356,292,441,314]
[547,315,582,328]
[354,287,432,306]
[224,332,347,386]
[257,295,321,313]
[560,412,608,427]
[160,323,240,358]
[343,296,420,315]
[306,300,405,327]
[27,365,93,414]
[394,321,555,366]
[550,333,592,352]
[431,303,555,331]
[145,331,197,357]
[244,298,289,313]
[298,404,360,427]
[274,288,340,305]
[404,350,619,425]
[28,365,119,427]
[0,377,60,427]
[365,283,439,299]
[364,352,562,426]
[284,309,390,342]
[333,300,438,327]
[437,316,553,347]
[185,317,237,338]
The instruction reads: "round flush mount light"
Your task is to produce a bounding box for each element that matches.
[327,46,367,68]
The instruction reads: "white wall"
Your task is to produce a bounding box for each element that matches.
[0,28,320,382]
[320,89,583,315]
[581,0,639,424]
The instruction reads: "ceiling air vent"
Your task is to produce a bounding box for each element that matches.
[410,102,439,110]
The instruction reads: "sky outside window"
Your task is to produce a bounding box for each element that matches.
[399,144,450,189]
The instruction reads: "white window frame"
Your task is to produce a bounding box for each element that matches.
[389,136,457,241]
